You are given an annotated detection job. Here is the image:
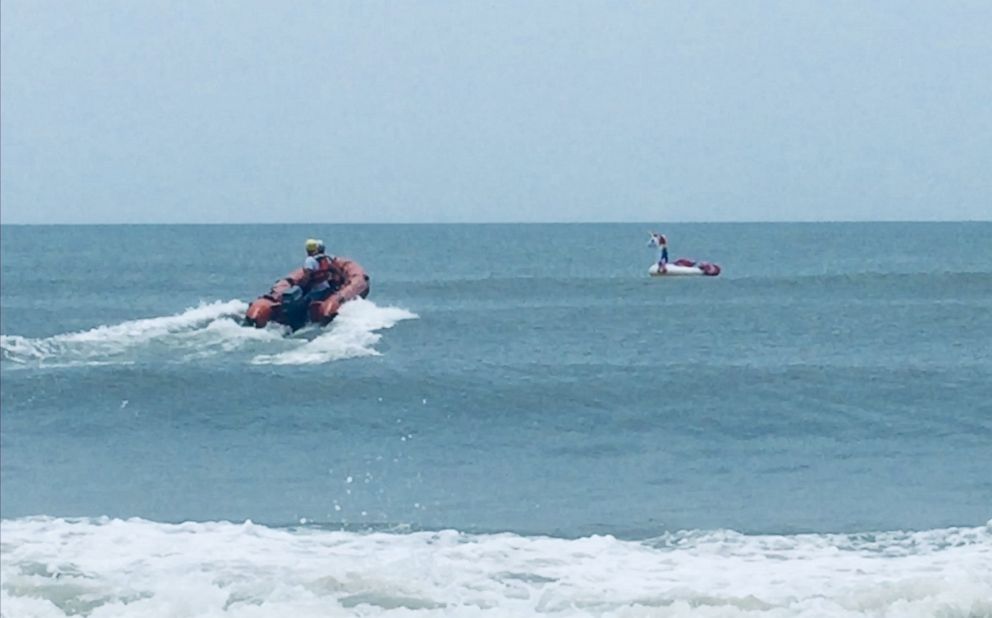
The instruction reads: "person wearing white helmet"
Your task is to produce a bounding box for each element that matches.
[302,238,335,302]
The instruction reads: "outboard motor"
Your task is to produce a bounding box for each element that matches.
[279,285,309,331]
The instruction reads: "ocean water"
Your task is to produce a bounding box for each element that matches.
[1,222,990,617]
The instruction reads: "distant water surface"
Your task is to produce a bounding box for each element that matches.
[2,223,990,617]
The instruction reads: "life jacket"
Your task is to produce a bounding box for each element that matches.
[306,254,334,286]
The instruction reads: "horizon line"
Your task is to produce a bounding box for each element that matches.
[2,219,989,226]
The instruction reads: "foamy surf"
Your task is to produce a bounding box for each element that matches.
[1,517,989,618]
[251,298,418,365]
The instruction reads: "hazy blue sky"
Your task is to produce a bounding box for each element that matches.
[2,1,990,223]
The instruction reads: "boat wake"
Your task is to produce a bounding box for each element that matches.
[251,299,417,365]
[0,299,416,367]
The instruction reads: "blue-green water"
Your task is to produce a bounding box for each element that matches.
[2,223,990,617]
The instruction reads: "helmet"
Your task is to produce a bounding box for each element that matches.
[317,240,326,254]
[305,238,320,255]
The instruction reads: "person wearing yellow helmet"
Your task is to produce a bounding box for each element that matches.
[302,238,335,302]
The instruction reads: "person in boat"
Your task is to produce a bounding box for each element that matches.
[648,231,669,269]
[302,238,336,303]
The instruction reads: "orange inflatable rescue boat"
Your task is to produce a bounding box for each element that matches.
[244,257,370,330]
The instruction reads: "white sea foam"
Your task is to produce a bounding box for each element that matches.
[1,517,990,618]
[251,299,418,365]
[0,298,416,367]
[0,300,254,365]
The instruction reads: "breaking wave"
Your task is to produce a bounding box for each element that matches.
[1,517,990,617]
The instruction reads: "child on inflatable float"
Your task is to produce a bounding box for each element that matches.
[647,231,721,277]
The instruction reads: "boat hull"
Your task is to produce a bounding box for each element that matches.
[244,258,370,329]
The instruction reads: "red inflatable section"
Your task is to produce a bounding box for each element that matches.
[244,257,370,328]
[672,258,721,276]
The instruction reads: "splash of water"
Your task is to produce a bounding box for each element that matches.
[251,299,418,365]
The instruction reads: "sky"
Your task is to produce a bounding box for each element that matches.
[1,0,990,224]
